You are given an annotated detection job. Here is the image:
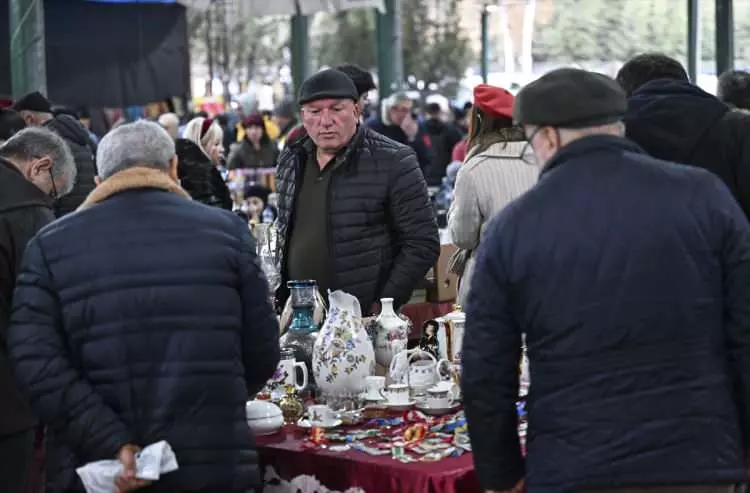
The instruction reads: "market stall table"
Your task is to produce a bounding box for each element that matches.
[256,428,481,493]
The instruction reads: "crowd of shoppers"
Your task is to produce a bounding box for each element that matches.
[3,55,750,493]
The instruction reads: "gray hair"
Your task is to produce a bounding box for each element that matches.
[0,127,77,195]
[381,92,413,124]
[97,120,176,179]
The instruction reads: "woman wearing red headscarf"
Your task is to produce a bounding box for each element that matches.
[448,84,539,305]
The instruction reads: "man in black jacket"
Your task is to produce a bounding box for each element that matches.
[366,92,433,176]
[14,91,97,217]
[0,127,76,493]
[617,53,750,218]
[422,102,462,186]
[464,68,750,493]
[7,121,279,493]
[276,69,439,313]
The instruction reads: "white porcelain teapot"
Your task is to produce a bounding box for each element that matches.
[389,348,439,391]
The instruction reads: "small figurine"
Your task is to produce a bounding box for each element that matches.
[419,320,440,360]
[278,385,304,425]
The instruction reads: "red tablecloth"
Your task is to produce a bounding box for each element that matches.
[257,428,481,493]
[401,302,454,340]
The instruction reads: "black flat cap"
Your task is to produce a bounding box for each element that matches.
[298,69,358,106]
[514,68,627,128]
[13,91,52,113]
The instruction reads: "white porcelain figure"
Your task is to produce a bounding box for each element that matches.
[312,290,375,395]
[373,298,410,368]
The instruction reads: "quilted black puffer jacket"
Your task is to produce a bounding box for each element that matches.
[275,126,439,311]
[7,171,280,492]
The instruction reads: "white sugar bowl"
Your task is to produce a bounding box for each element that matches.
[245,400,284,436]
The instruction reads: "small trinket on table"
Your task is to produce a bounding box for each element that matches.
[278,385,305,424]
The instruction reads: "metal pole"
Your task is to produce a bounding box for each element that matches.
[375,0,403,101]
[715,0,734,76]
[687,0,700,82]
[10,0,47,98]
[481,6,489,83]
[290,2,310,99]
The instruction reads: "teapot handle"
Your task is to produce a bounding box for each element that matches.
[409,347,437,365]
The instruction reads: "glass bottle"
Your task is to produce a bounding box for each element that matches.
[252,223,281,302]
[280,280,321,392]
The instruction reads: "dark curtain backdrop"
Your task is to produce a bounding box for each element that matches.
[43,0,189,107]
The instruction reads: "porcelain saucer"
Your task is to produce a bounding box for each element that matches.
[416,402,461,416]
[297,418,343,429]
[384,400,417,411]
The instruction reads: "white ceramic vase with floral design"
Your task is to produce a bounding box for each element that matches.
[313,290,375,395]
[373,298,410,368]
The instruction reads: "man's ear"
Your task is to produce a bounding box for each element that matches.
[168,155,179,183]
[94,176,102,187]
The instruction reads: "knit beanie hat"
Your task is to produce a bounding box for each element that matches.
[298,69,359,106]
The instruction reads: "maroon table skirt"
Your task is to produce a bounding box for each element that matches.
[257,429,481,493]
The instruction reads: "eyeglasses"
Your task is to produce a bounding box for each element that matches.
[48,169,58,200]
[518,127,542,165]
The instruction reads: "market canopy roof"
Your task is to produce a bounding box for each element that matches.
[90,0,384,16]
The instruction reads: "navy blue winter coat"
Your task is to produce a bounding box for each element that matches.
[462,135,750,492]
[8,168,280,493]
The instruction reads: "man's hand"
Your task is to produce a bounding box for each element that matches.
[486,478,525,493]
[114,444,151,493]
[401,113,419,142]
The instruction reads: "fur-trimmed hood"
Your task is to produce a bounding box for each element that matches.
[77,166,191,211]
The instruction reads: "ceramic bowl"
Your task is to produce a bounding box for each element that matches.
[245,400,284,436]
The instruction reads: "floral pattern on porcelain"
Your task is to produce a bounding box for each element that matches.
[373,298,410,368]
[313,291,375,395]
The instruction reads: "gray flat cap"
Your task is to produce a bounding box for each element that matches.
[513,68,627,128]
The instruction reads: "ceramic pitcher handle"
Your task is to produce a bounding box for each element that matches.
[437,359,451,380]
[294,362,308,391]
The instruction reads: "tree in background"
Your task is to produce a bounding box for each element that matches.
[313,10,377,70]
[188,6,286,94]
[311,0,471,97]
[402,0,472,95]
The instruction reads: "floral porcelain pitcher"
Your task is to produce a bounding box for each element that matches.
[313,290,375,395]
[373,298,410,368]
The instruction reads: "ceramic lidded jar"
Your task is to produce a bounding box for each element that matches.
[312,290,375,395]
[373,298,410,368]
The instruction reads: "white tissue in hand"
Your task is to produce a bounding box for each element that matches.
[76,441,179,493]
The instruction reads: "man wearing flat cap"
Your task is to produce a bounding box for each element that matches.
[275,69,439,314]
[463,68,750,493]
[13,91,97,217]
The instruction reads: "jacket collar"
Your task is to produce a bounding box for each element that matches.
[0,157,52,213]
[297,124,365,174]
[466,140,526,162]
[77,166,192,211]
[540,135,643,177]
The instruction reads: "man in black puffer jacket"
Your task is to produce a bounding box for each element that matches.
[7,121,280,493]
[617,53,750,218]
[14,92,97,217]
[276,70,439,313]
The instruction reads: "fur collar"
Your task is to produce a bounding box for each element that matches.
[78,166,191,211]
